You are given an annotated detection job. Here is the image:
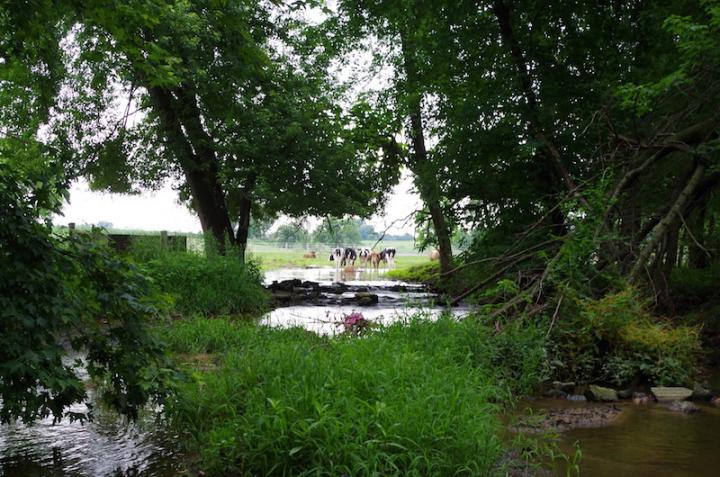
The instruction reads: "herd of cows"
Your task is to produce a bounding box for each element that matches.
[300,246,441,269]
[329,247,397,270]
[300,247,397,270]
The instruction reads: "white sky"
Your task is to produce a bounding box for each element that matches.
[55,170,422,235]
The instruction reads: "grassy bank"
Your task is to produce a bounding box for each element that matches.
[158,315,547,476]
[127,239,269,316]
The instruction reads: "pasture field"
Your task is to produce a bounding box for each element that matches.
[247,241,432,271]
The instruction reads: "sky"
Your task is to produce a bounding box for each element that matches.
[55,171,422,235]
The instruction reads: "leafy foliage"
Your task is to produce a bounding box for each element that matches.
[138,250,268,317]
[0,158,171,423]
[548,288,701,386]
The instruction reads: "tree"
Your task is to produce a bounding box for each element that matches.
[336,0,456,273]
[9,0,401,258]
[273,222,310,247]
[312,218,362,245]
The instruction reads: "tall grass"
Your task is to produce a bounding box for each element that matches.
[128,239,268,316]
[159,316,546,476]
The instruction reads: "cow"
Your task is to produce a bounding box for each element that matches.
[429,249,440,261]
[342,247,357,267]
[303,250,317,259]
[368,251,382,270]
[382,248,396,267]
[357,248,370,268]
[329,247,357,267]
[329,247,343,268]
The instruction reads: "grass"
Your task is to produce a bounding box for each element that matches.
[126,239,269,316]
[158,315,547,476]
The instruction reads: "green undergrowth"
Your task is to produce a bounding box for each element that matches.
[158,315,547,476]
[548,288,701,387]
[386,261,440,284]
[128,240,268,316]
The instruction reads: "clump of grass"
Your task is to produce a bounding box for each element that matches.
[136,249,268,316]
[160,316,547,476]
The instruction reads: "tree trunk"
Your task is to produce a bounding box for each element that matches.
[630,161,706,281]
[399,28,453,274]
[234,174,256,261]
[147,85,235,253]
[688,194,709,269]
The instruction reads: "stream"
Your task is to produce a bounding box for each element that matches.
[0,266,458,476]
[2,266,718,476]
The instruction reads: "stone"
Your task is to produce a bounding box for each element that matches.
[617,389,633,399]
[691,383,713,401]
[651,386,693,402]
[585,385,618,402]
[543,389,567,399]
[566,394,587,402]
[355,292,379,306]
[669,401,701,413]
[632,392,652,404]
[268,278,302,292]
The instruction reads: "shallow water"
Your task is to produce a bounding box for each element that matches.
[264,265,412,288]
[262,266,470,335]
[0,396,179,477]
[558,400,720,476]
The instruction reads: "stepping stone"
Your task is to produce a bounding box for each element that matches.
[651,386,693,402]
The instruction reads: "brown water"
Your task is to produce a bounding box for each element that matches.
[557,400,720,476]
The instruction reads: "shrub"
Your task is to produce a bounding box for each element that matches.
[548,288,701,386]
[1,159,171,423]
[140,251,268,316]
[160,316,547,476]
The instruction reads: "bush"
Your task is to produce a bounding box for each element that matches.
[548,288,700,386]
[139,250,268,316]
[1,159,171,423]
[386,261,440,284]
[160,316,547,476]
[669,265,720,308]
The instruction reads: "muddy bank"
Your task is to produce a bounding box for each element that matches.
[513,404,623,433]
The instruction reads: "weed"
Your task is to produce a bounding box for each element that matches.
[159,315,547,476]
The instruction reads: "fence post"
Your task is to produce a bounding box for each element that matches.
[161,230,168,250]
[68,222,75,236]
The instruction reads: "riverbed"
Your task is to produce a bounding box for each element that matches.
[554,399,720,476]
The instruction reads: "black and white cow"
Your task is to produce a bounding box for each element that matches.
[357,248,371,267]
[329,247,343,268]
[381,248,396,267]
[329,247,357,267]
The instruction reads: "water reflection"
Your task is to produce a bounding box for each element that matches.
[0,400,180,477]
[553,401,720,476]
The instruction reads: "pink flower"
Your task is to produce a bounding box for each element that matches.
[342,312,370,333]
